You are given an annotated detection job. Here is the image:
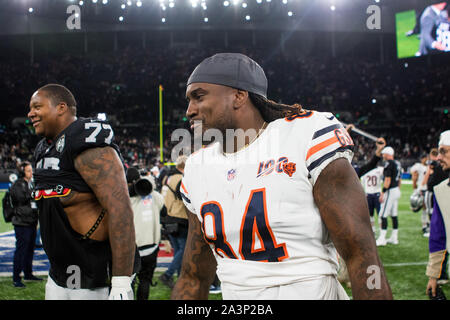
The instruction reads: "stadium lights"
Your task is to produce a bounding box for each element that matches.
[256,0,262,4]
[119,16,124,21]
[288,11,293,16]
[127,0,132,6]
[102,0,108,4]
[92,0,98,3]
[223,1,229,6]
[245,14,250,21]
[204,17,208,22]
[242,2,247,8]
[136,0,142,7]
[79,0,84,5]
[330,5,336,11]
[162,17,166,22]
[28,7,34,13]
[121,3,126,9]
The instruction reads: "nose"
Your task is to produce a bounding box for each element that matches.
[186,100,198,121]
[27,108,35,119]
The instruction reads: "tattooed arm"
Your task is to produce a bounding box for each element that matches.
[171,210,217,299]
[75,147,135,276]
[313,158,393,299]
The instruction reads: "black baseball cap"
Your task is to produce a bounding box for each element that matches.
[187,53,268,98]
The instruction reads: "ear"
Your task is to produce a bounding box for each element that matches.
[56,102,68,115]
[233,89,249,110]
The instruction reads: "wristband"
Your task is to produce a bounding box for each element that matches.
[382,187,387,193]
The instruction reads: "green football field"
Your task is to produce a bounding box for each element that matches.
[396,10,421,59]
[0,184,448,300]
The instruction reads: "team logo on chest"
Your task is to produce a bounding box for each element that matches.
[282,162,296,177]
[56,134,65,153]
[257,157,296,178]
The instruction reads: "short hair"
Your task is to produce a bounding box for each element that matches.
[38,84,77,115]
[430,148,439,157]
[176,155,188,170]
[18,161,32,177]
[19,161,31,171]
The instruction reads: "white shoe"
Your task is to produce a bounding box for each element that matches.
[376,238,387,246]
[423,232,430,238]
[386,238,398,245]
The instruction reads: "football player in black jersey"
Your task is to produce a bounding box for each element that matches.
[28,84,138,299]
[376,146,402,246]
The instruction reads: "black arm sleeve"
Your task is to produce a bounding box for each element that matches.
[357,155,381,178]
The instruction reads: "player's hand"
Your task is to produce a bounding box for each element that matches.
[379,193,384,203]
[345,124,355,133]
[426,277,437,297]
[108,276,134,300]
[375,137,386,157]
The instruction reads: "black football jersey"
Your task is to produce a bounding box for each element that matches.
[383,159,401,190]
[33,117,122,193]
[32,118,139,289]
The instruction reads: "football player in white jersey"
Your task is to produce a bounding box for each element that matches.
[171,53,392,300]
[361,166,384,232]
[410,154,430,236]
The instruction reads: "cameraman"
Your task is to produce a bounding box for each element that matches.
[159,156,189,289]
[10,161,41,288]
[127,167,166,300]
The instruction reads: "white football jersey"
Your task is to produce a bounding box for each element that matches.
[361,166,384,194]
[410,162,427,191]
[180,111,354,292]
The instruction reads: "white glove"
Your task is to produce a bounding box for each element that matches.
[108,276,134,300]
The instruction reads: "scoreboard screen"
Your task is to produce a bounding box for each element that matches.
[396,2,449,59]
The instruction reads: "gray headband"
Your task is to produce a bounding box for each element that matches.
[187,53,268,99]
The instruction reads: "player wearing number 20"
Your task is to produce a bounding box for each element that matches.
[361,166,384,232]
[28,84,139,299]
[171,53,392,300]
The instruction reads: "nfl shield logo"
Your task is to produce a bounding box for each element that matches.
[56,134,65,153]
[227,169,236,181]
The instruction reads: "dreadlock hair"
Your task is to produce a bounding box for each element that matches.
[248,92,305,123]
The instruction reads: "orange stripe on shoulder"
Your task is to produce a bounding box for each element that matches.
[306,136,338,161]
[180,181,188,194]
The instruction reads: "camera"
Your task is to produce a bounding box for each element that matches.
[426,160,439,168]
[126,167,153,197]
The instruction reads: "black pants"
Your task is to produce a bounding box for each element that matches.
[134,248,159,300]
[13,225,37,282]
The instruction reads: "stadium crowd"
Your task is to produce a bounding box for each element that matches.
[0,45,449,172]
